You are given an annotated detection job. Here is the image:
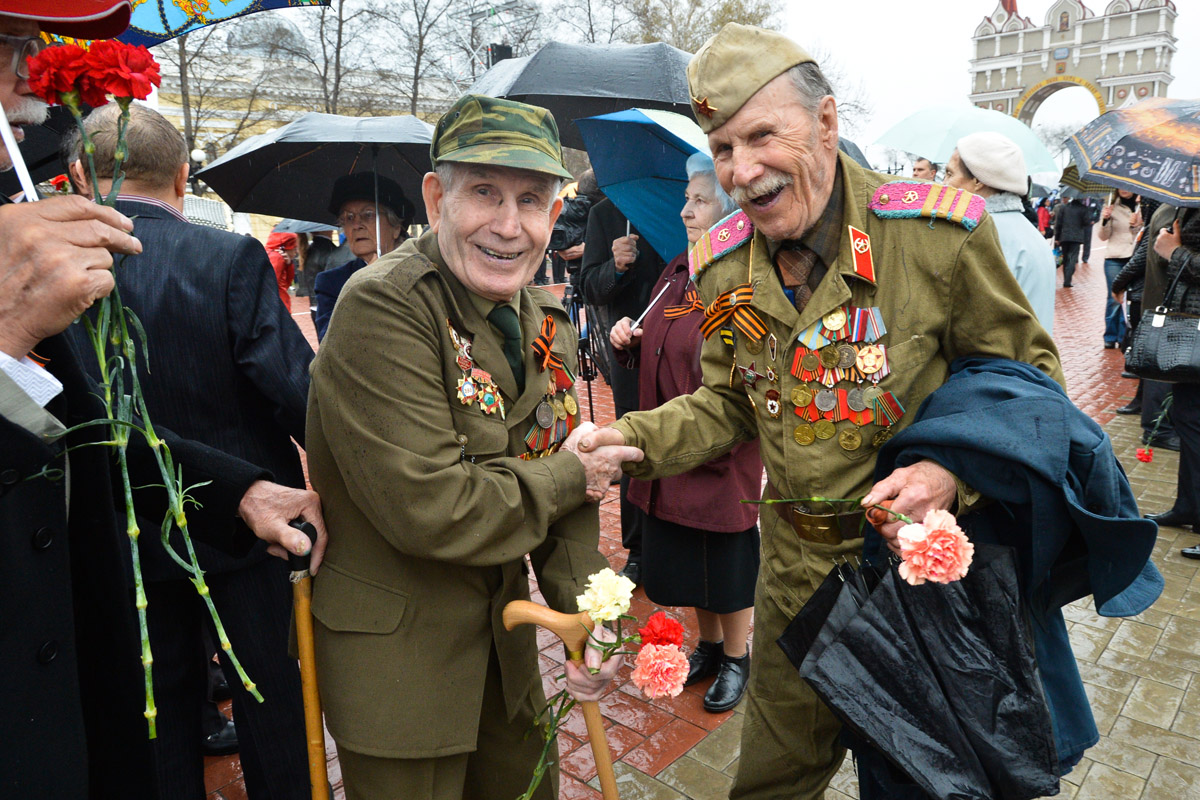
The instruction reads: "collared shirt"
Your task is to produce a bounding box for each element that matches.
[114,194,190,223]
[468,290,522,346]
[765,162,846,295]
[0,349,63,408]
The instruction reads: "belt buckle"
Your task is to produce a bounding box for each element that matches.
[789,507,845,546]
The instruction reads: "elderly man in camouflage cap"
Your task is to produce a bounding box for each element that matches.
[582,23,1062,799]
[305,94,639,800]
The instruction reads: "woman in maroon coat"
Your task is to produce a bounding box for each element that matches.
[610,153,762,713]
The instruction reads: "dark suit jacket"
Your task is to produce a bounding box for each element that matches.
[0,333,265,798]
[313,257,366,341]
[579,198,664,409]
[68,198,313,579]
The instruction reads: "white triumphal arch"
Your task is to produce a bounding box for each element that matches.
[969,0,1177,123]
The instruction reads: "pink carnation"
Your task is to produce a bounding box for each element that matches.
[631,643,689,699]
[897,508,974,586]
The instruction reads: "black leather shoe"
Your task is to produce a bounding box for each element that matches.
[1152,434,1182,452]
[1182,545,1200,560]
[1145,510,1196,529]
[1105,342,1118,349]
[1122,371,1138,379]
[618,558,641,587]
[201,717,239,757]
[1117,402,1142,415]
[685,640,723,687]
[704,651,750,713]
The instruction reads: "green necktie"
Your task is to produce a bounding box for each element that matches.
[487,304,525,393]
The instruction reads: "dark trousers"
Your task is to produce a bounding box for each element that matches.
[1171,383,1200,518]
[1082,225,1093,262]
[615,403,644,561]
[1104,259,1129,344]
[147,558,309,800]
[1061,242,1082,286]
[1142,380,1177,440]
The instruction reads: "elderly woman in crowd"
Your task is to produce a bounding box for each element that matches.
[313,173,413,340]
[944,132,1055,334]
[609,153,763,713]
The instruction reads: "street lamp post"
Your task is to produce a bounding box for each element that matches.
[189,147,207,196]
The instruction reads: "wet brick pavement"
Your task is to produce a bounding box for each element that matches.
[205,230,1200,799]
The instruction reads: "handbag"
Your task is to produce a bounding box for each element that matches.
[1125,262,1200,382]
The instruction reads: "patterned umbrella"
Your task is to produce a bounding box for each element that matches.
[1065,97,1200,207]
[1058,165,1112,198]
[118,0,329,47]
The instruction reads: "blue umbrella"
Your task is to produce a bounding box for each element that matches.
[576,108,709,262]
[119,0,329,47]
[876,105,1058,174]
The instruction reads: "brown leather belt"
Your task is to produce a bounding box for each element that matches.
[763,483,865,546]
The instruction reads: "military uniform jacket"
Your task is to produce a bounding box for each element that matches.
[306,231,606,759]
[612,152,1063,616]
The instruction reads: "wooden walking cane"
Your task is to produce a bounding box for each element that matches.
[503,600,620,800]
[289,521,330,800]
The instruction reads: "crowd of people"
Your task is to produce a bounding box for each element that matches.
[0,2,1190,799]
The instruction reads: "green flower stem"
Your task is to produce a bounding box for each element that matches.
[517,689,575,800]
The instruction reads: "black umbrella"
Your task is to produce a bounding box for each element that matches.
[467,40,693,150]
[0,105,81,197]
[1065,97,1200,207]
[778,545,1059,800]
[195,112,435,225]
[838,138,872,170]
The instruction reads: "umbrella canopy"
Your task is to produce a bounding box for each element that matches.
[118,0,330,47]
[875,105,1058,174]
[467,40,693,150]
[1030,181,1054,197]
[0,105,79,197]
[1064,97,1200,207]
[274,218,337,234]
[1059,164,1112,198]
[195,112,435,225]
[576,108,709,262]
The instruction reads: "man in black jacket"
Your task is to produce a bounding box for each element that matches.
[1054,197,1091,287]
[0,3,326,796]
[67,102,316,799]
[579,197,665,582]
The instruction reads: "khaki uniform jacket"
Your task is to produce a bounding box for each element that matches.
[612,153,1063,613]
[305,232,606,759]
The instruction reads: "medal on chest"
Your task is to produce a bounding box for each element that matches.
[448,319,505,419]
[522,316,579,459]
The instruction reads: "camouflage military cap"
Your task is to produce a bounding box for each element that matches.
[431,94,573,180]
[687,23,816,133]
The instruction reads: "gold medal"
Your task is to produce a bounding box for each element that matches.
[822,308,847,332]
[793,423,816,445]
[856,344,885,375]
[791,386,813,407]
[563,393,578,417]
[872,427,894,448]
[801,352,820,373]
[745,337,764,355]
[813,419,836,440]
[553,398,568,420]
[863,385,884,404]
[819,345,841,368]
[839,428,863,451]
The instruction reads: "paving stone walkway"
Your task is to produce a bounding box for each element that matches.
[206,230,1200,800]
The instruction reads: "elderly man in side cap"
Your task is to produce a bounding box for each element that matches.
[305,94,640,800]
[581,23,1062,799]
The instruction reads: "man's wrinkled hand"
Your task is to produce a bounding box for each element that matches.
[0,196,142,359]
[609,315,642,351]
[1155,221,1182,261]
[612,235,639,273]
[559,243,585,261]
[561,423,642,501]
[564,624,622,702]
[237,480,329,574]
[861,459,957,553]
[577,426,626,453]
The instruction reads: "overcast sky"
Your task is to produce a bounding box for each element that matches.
[780,0,1199,171]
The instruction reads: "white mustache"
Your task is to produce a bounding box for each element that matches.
[4,95,49,128]
[730,170,794,205]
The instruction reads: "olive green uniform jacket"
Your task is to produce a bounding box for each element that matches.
[306,231,606,759]
[613,150,1064,622]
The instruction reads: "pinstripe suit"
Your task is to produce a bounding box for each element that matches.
[68,197,315,799]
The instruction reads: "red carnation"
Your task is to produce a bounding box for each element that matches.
[1136,447,1154,463]
[84,40,161,101]
[26,44,92,106]
[638,611,684,649]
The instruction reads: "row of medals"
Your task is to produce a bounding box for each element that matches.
[739,308,899,453]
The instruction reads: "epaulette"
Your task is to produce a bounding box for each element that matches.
[688,209,753,279]
[869,182,986,231]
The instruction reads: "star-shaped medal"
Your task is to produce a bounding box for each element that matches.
[737,361,763,388]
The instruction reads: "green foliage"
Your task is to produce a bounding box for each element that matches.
[623,0,780,53]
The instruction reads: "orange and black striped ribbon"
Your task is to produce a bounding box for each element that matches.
[663,288,704,319]
[699,283,768,342]
[531,315,566,373]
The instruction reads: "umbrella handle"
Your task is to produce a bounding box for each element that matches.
[290,521,329,800]
[503,601,619,800]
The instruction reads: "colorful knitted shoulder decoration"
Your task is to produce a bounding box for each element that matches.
[688,209,753,278]
[869,182,986,231]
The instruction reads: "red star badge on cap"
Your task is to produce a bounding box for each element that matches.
[693,96,718,118]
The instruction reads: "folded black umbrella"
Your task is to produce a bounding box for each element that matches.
[778,545,1058,800]
[0,105,79,198]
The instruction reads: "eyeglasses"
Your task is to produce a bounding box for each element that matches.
[0,34,46,81]
[338,209,377,228]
